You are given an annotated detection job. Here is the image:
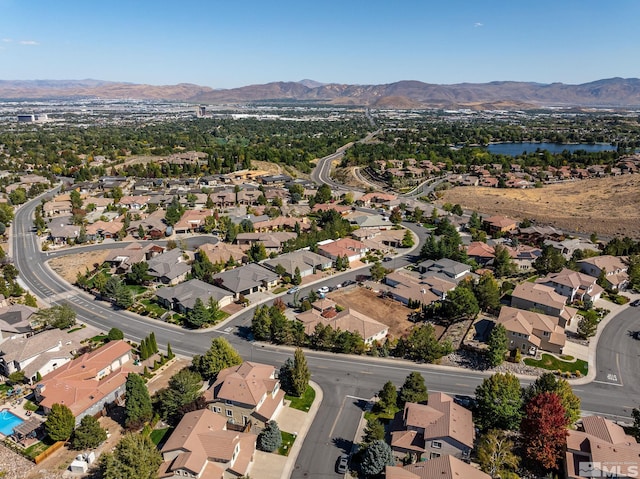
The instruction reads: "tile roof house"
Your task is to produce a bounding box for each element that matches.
[483,215,518,235]
[263,250,333,278]
[382,269,455,307]
[390,392,475,462]
[543,238,600,260]
[536,268,604,303]
[578,255,629,291]
[235,232,296,252]
[505,244,542,271]
[295,307,388,345]
[203,361,285,431]
[211,263,279,299]
[317,238,368,262]
[159,409,255,479]
[198,242,249,267]
[118,195,150,210]
[497,306,566,355]
[146,248,192,285]
[0,328,83,384]
[155,278,235,312]
[565,415,640,479]
[173,209,215,234]
[417,258,473,284]
[34,340,132,425]
[466,241,495,266]
[386,456,491,479]
[85,219,123,240]
[511,282,577,327]
[104,242,166,274]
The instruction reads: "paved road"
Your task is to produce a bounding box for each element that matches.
[11,192,639,477]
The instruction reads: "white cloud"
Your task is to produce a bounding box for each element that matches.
[474,22,484,27]
[2,38,12,43]
[19,40,39,45]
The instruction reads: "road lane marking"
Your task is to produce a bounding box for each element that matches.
[592,380,624,387]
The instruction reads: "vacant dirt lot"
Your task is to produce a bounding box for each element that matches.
[48,249,111,283]
[327,287,413,339]
[438,175,640,239]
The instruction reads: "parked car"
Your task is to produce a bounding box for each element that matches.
[335,283,342,289]
[287,286,300,294]
[341,279,355,287]
[383,256,393,262]
[630,299,640,307]
[336,454,349,474]
[317,286,330,294]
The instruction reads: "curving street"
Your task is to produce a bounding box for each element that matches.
[9,185,640,477]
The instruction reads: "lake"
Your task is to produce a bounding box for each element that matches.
[486,142,616,156]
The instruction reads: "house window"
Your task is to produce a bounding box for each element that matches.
[225,399,232,405]
[432,440,442,449]
[226,409,233,417]
[213,406,221,413]
[430,452,441,459]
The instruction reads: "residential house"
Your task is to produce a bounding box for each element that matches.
[263,250,332,279]
[235,232,296,253]
[483,215,518,235]
[173,209,214,234]
[295,307,388,345]
[118,195,150,210]
[128,209,168,239]
[43,200,72,218]
[536,268,604,303]
[517,225,564,244]
[543,238,600,260]
[85,220,123,241]
[511,282,577,326]
[466,241,495,266]
[211,263,279,299]
[382,269,455,306]
[311,203,352,216]
[104,242,165,274]
[417,258,474,284]
[34,340,132,425]
[147,248,192,285]
[204,361,285,430]
[348,213,392,229]
[0,305,39,337]
[198,242,249,267]
[155,279,234,313]
[578,255,629,291]
[0,328,83,384]
[159,409,255,479]
[252,216,309,233]
[496,306,566,355]
[352,228,406,252]
[317,238,368,263]
[47,217,80,244]
[359,192,398,206]
[390,392,475,462]
[386,457,491,479]
[565,415,640,479]
[505,244,542,271]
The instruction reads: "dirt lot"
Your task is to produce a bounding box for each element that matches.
[437,175,640,239]
[327,287,414,339]
[48,250,111,284]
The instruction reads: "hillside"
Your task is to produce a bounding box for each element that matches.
[437,175,640,239]
[2,78,640,109]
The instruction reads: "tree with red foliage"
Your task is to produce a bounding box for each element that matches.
[520,392,569,471]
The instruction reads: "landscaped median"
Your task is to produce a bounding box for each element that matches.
[524,353,588,377]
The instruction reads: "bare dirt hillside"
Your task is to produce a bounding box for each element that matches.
[48,250,111,283]
[437,175,640,239]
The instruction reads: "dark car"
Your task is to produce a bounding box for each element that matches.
[383,256,393,262]
[453,395,476,409]
[341,279,355,287]
[630,299,640,307]
[336,454,349,474]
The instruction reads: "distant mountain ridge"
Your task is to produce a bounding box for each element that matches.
[2,78,640,109]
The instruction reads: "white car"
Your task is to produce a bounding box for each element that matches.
[317,286,329,294]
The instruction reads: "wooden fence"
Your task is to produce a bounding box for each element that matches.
[33,440,65,464]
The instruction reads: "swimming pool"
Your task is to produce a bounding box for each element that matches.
[0,409,24,436]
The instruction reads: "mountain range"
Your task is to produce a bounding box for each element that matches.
[2,78,640,109]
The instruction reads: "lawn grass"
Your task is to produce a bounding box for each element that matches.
[0,384,12,393]
[285,385,316,412]
[273,286,288,294]
[23,435,57,460]
[524,353,588,376]
[125,284,148,296]
[140,299,168,317]
[364,406,399,423]
[278,431,296,456]
[90,334,108,343]
[23,400,39,412]
[150,427,172,446]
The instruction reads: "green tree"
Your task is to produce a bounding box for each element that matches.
[523,372,581,425]
[469,212,483,230]
[23,292,38,307]
[257,420,282,452]
[35,303,77,329]
[164,196,183,226]
[375,381,397,414]
[149,332,158,353]
[166,342,174,359]
[281,348,311,397]
[124,373,153,429]
[577,310,598,339]
[389,207,403,225]
[493,245,516,278]
[154,368,203,425]
[9,187,27,205]
[186,297,210,328]
[533,245,566,275]
[100,433,162,479]
[487,323,508,367]
[475,372,523,431]
[0,204,14,225]
[314,183,332,204]
[248,242,268,262]
[474,273,501,312]
[292,266,302,286]
[441,285,479,323]
[45,403,75,441]
[369,261,388,281]
[114,284,134,309]
[70,190,83,209]
[252,305,273,341]
[361,418,385,446]
[360,439,395,476]
[128,261,151,285]
[393,323,453,363]
[401,229,414,248]
[398,372,428,407]
[191,337,243,380]
[108,328,124,341]
[477,429,520,479]
[71,415,107,450]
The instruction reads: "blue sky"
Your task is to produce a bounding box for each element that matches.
[1,0,638,89]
